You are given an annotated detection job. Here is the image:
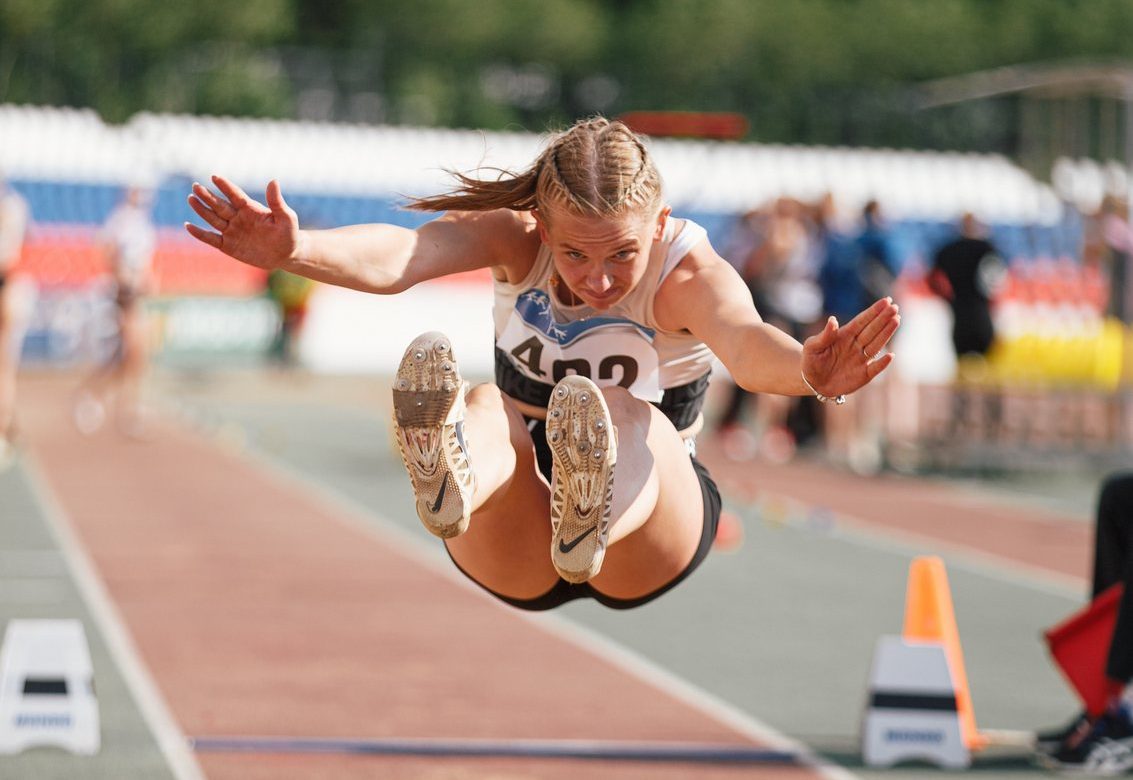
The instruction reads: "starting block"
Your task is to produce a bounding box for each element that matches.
[0,619,100,755]
[861,556,984,768]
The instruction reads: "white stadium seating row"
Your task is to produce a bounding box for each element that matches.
[0,102,1122,224]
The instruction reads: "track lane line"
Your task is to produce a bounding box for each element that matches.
[219,430,855,780]
[189,735,804,764]
[19,455,206,780]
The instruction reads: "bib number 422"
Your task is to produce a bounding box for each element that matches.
[510,336,639,389]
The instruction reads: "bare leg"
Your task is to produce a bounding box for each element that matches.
[115,302,149,434]
[588,387,705,600]
[444,384,560,600]
[443,385,706,603]
[0,289,18,437]
[74,316,128,435]
[0,279,35,441]
[398,337,709,605]
[753,391,796,461]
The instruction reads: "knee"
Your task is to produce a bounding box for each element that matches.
[466,383,515,428]
[466,382,505,409]
[600,385,649,430]
[467,383,531,451]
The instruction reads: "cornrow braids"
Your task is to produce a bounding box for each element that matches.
[538,145,600,216]
[541,118,662,220]
[406,117,663,221]
[619,131,658,213]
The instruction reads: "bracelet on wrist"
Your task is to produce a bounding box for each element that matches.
[801,371,846,405]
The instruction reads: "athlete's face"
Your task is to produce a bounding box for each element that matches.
[535,206,670,310]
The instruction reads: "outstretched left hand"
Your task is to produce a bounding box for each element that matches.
[801,297,900,399]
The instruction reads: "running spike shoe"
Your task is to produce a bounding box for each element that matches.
[392,331,475,538]
[546,375,617,583]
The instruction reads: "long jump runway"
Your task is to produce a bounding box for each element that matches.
[1,370,1102,778]
[3,373,832,779]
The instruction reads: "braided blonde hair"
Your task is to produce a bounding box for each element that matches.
[408,117,664,222]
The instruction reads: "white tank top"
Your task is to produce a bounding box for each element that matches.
[492,217,714,402]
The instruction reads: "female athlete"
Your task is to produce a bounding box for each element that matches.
[185,117,900,611]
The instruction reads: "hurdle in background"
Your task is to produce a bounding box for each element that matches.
[862,555,1033,768]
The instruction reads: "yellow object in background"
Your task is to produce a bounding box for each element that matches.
[1095,319,1125,391]
[266,269,316,311]
[984,319,1127,390]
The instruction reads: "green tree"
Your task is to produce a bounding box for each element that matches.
[4,0,1133,154]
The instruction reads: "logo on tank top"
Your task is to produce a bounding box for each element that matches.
[499,289,662,401]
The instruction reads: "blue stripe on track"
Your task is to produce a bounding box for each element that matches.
[189,735,802,764]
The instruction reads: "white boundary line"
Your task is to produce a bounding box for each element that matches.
[522,610,856,780]
[219,435,856,780]
[19,455,205,780]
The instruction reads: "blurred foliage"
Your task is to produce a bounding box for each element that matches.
[2,0,1133,151]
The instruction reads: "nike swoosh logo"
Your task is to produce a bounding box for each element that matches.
[430,478,447,514]
[558,526,596,554]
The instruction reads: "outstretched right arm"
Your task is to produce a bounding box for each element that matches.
[185,175,514,295]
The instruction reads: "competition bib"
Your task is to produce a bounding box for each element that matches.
[498,289,662,401]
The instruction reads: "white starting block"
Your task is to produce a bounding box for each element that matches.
[862,635,969,769]
[0,619,100,755]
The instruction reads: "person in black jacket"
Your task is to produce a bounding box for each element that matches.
[1038,472,1133,773]
[928,212,1006,360]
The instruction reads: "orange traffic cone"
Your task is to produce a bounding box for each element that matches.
[712,510,745,552]
[902,556,987,751]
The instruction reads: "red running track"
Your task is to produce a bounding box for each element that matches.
[18,375,825,780]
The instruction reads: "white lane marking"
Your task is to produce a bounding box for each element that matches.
[228,437,855,780]
[524,611,856,780]
[20,456,205,780]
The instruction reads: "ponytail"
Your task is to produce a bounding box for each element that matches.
[407,153,547,213]
[408,117,663,220]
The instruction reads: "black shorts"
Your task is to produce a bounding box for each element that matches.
[444,418,722,611]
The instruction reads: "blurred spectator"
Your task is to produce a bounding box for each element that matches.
[0,174,31,466]
[857,200,899,303]
[816,197,899,473]
[1038,472,1133,771]
[927,213,1007,441]
[757,197,821,339]
[1097,195,1133,323]
[928,212,1006,360]
[73,185,156,438]
[265,268,316,367]
[713,207,765,459]
[714,198,820,461]
[818,198,898,328]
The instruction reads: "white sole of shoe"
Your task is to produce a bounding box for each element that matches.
[392,331,473,539]
[546,375,617,584]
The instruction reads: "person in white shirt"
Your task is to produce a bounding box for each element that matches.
[0,174,30,464]
[73,186,156,437]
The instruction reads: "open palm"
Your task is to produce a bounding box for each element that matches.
[185,175,299,271]
[801,297,901,398]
